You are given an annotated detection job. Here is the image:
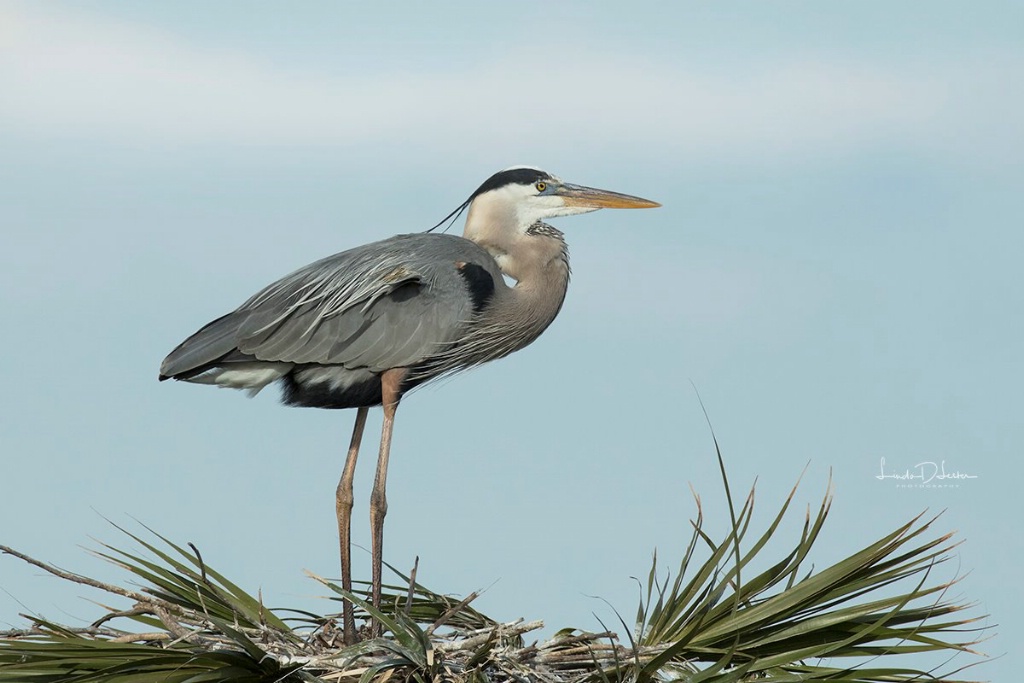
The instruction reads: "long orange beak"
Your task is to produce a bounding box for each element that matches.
[556,183,661,209]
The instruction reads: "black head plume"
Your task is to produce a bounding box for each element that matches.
[426,167,553,234]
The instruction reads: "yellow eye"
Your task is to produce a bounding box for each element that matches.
[535,181,547,192]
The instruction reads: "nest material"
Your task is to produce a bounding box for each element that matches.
[0,543,645,683]
[4,614,637,683]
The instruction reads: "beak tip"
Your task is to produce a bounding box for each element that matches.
[621,198,661,210]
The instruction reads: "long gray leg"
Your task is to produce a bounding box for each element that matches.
[369,368,406,636]
[337,405,368,645]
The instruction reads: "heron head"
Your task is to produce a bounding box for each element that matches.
[459,166,660,238]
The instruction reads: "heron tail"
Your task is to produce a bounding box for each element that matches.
[159,312,244,381]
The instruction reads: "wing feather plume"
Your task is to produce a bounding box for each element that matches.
[160,234,502,381]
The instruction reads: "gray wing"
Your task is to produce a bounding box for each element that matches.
[160,233,502,378]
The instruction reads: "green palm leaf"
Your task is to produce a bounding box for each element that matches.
[1,456,988,683]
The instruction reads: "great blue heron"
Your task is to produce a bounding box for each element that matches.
[159,166,659,641]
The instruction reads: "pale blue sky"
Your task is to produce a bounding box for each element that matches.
[1,2,1020,677]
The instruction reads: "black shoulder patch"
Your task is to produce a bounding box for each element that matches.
[469,168,552,200]
[456,261,496,313]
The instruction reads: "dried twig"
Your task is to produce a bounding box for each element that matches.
[435,620,543,653]
[0,545,149,603]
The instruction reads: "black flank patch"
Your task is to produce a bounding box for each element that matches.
[282,370,383,409]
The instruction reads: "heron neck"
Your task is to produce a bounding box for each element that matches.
[408,237,569,382]
[487,242,570,356]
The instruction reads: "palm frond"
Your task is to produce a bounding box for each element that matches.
[0,462,988,683]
